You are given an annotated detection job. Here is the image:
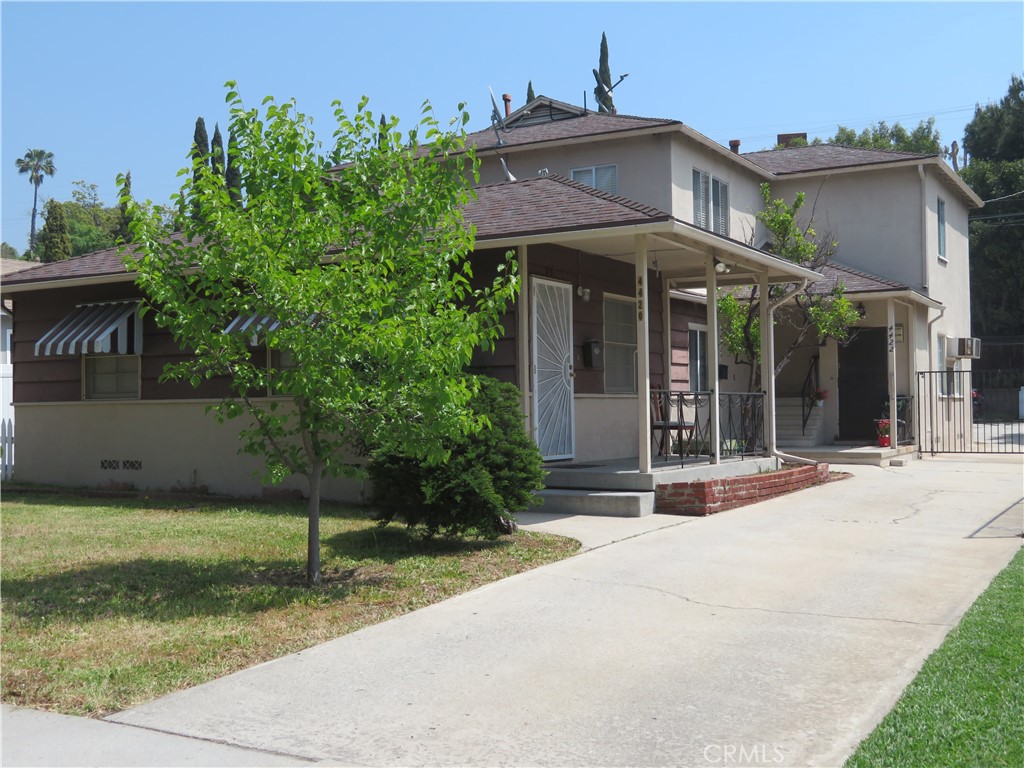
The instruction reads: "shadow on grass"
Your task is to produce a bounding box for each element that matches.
[1,556,391,622]
[324,524,511,563]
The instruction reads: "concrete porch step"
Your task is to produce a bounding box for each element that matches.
[538,489,655,518]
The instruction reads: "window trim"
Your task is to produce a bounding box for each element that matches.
[603,293,638,395]
[692,168,729,236]
[688,323,710,392]
[571,163,619,195]
[82,353,141,401]
[937,196,947,262]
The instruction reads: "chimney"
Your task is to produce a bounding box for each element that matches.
[777,132,808,148]
[502,93,512,118]
[729,139,741,154]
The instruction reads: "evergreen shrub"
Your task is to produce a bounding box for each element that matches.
[368,375,546,537]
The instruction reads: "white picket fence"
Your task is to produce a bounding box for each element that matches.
[1,417,13,481]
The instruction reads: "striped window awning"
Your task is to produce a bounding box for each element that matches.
[34,301,142,357]
[222,313,281,346]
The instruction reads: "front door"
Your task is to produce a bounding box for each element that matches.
[838,327,888,440]
[531,277,575,459]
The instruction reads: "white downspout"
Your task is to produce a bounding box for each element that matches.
[706,255,721,465]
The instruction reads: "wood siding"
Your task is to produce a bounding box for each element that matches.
[669,296,709,391]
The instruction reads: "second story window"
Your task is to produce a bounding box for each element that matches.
[571,164,618,195]
[693,169,729,236]
[937,197,947,261]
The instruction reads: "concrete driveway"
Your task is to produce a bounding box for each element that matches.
[7,456,1023,767]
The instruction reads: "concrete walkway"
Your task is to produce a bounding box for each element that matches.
[4,456,1022,767]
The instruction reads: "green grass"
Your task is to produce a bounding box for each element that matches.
[845,546,1024,768]
[1,492,578,716]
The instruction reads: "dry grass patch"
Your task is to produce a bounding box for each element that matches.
[1,493,578,716]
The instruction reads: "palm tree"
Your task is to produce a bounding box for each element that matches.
[16,149,56,253]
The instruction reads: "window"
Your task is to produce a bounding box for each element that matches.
[937,197,947,260]
[268,347,296,395]
[84,355,140,400]
[688,326,709,391]
[693,169,729,236]
[571,164,618,195]
[604,296,637,394]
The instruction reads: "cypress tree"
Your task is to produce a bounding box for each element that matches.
[527,81,535,103]
[211,123,225,179]
[595,32,614,113]
[192,117,210,222]
[38,199,72,262]
[225,130,242,206]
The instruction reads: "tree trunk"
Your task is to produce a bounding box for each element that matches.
[30,182,39,250]
[306,461,323,587]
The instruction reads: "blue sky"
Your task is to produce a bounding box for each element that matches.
[2,1,1022,255]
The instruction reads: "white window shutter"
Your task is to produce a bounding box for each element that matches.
[693,169,710,230]
[712,178,729,236]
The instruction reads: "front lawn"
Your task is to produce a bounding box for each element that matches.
[845,546,1023,768]
[1,492,578,716]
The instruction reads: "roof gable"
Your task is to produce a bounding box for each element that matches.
[742,144,931,174]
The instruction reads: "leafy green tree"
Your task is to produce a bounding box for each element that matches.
[594,32,614,113]
[961,74,1024,337]
[526,81,535,103]
[1,242,20,260]
[719,183,859,391]
[828,118,944,156]
[125,83,519,585]
[15,148,56,252]
[114,171,133,244]
[37,199,72,263]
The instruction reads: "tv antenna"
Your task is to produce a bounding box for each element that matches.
[487,86,517,181]
[592,71,629,113]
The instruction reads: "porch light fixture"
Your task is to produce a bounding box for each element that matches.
[576,285,591,302]
[714,258,732,275]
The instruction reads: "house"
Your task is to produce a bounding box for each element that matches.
[1,258,40,480]
[0,95,980,509]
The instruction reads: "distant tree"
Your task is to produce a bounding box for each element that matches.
[719,184,859,392]
[594,32,614,113]
[71,180,104,226]
[62,180,121,256]
[126,84,519,586]
[15,148,56,252]
[211,123,225,179]
[225,131,242,206]
[37,199,72,263]
[191,117,210,222]
[1,242,20,260]
[828,118,944,156]
[114,171,133,243]
[526,80,535,103]
[961,74,1024,337]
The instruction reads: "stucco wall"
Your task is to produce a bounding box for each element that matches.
[12,401,369,503]
[670,138,763,241]
[573,394,641,461]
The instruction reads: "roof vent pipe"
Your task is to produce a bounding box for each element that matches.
[502,93,512,117]
[729,139,741,154]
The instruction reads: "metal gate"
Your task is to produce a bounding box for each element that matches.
[917,369,1024,455]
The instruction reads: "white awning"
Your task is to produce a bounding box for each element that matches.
[34,301,142,357]
[222,313,281,346]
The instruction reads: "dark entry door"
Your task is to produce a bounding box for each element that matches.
[838,328,887,440]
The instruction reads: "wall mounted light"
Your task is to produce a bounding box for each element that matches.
[577,285,591,302]
[714,258,732,275]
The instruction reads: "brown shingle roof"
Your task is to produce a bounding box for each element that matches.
[1,178,671,287]
[467,175,671,240]
[743,144,932,175]
[466,111,679,153]
[811,262,907,295]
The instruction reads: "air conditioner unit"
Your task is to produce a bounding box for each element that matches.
[954,337,981,359]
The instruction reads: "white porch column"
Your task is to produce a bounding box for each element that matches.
[887,298,898,442]
[517,245,530,425]
[636,236,652,473]
[662,275,672,391]
[705,255,721,464]
[759,272,775,454]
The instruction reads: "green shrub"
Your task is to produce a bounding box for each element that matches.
[368,376,546,537]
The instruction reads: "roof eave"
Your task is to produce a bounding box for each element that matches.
[1,271,138,295]
[845,288,943,310]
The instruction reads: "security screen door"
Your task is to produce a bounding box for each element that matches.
[531,277,575,459]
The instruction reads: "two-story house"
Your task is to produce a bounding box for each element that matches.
[0,94,978,509]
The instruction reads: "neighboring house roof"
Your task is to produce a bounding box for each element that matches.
[742,144,929,174]
[743,144,982,208]
[1,245,136,288]
[1,259,43,278]
[810,261,940,308]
